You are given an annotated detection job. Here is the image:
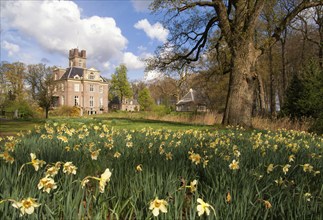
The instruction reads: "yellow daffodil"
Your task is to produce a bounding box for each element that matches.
[275,177,284,186]
[63,162,77,175]
[189,152,201,165]
[196,198,215,216]
[57,135,68,143]
[282,164,291,175]
[229,160,239,170]
[126,142,133,148]
[81,179,90,188]
[165,152,173,160]
[45,163,61,177]
[226,192,232,204]
[0,151,15,164]
[99,168,112,193]
[11,197,40,216]
[38,176,57,193]
[114,152,121,158]
[149,197,168,217]
[263,200,272,209]
[136,164,143,172]
[90,149,101,160]
[30,153,46,171]
[288,154,295,162]
[304,192,312,201]
[301,164,313,173]
[267,164,274,174]
[187,179,197,193]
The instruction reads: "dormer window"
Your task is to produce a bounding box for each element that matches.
[89,73,95,80]
[74,75,80,79]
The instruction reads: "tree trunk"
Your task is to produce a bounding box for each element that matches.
[257,73,266,116]
[45,107,49,119]
[269,47,276,117]
[222,41,260,127]
[280,29,287,106]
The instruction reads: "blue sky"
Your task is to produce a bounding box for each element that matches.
[0,0,167,80]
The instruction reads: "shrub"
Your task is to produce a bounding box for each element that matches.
[50,106,80,117]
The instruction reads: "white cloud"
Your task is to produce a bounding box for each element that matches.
[1,0,127,65]
[134,19,169,43]
[1,41,20,56]
[131,0,152,12]
[123,52,145,70]
[144,69,162,81]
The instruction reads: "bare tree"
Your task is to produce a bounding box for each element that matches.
[148,0,322,127]
[26,64,55,118]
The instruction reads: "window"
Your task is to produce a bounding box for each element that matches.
[79,61,82,67]
[90,84,94,92]
[61,96,65,105]
[99,86,103,93]
[61,83,64,91]
[74,84,80,92]
[89,73,95,80]
[74,96,79,106]
[100,97,103,108]
[90,96,94,107]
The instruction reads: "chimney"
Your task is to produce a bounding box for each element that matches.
[81,50,86,58]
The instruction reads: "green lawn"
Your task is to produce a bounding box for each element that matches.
[0,117,216,137]
[0,120,42,137]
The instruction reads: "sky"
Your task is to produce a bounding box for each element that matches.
[0,0,168,80]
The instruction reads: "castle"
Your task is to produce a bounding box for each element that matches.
[52,48,109,115]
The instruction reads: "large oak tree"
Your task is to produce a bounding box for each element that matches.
[148,0,322,127]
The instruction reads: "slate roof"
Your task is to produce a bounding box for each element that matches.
[60,67,84,80]
[59,67,108,82]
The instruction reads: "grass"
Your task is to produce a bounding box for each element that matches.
[0,120,322,219]
[0,119,43,137]
[0,114,217,137]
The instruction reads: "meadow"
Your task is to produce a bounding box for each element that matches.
[0,118,322,219]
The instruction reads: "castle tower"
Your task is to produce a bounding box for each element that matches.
[69,48,86,68]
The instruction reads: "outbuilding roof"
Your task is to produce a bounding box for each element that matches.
[176,88,206,105]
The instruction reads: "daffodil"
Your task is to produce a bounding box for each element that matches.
[114,152,121,158]
[38,176,57,193]
[165,152,173,160]
[263,200,272,209]
[136,164,143,172]
[187,179,197,193]
[301,164,313,173]
[126,142,133,148]
[229,159,239,170]
[282,164,291,175]
[63,162,77,175]
[226,192,231,204]
[11,197,40,216]
[99,168,112,193]
[30,153,46,171]
[196,198,215,216]
[189,152,201,165]
[267,164,274,174]
[45,162,61,177]
[0,151,14,164]
[304,192,312,201]
[90,149,101,160]
[149,197,168,217]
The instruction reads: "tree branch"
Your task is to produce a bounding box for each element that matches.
[271,1,322,45]
[178,1,216,12]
